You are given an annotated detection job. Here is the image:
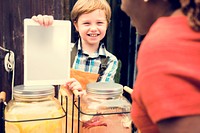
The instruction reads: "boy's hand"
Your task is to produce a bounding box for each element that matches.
[64,78,86,96]
[31,14,54,27]
[65,78,83,91]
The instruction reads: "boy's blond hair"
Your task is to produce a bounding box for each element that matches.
[71,0,111,24]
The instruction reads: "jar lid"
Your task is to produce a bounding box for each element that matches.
[86,82,123,96]
[13,85,55,98]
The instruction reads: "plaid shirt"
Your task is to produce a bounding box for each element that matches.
[71,40,118,82]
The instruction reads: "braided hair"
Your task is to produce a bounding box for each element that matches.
[180,0,200,31]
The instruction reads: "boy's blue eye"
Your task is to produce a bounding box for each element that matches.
[83,22,90,25]
[97,22,105,25]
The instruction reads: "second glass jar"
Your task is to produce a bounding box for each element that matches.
[77,82,132,133]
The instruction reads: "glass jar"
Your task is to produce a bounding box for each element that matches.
[4,85,65,133]
[78,82,132,133]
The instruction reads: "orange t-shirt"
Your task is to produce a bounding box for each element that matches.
[131,16,200,133]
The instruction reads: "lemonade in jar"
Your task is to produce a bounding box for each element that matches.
[4,85,65,133]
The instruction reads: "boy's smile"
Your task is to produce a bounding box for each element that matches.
[87,33,100,37]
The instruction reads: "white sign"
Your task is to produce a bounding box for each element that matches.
[24,18,71,86]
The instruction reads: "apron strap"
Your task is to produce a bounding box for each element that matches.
[96,56,109,82]
[71,42,78,68]
[98,56,109,75]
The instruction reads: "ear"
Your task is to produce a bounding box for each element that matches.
[73,21,79,32]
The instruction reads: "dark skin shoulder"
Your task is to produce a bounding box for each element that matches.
[157,115,200,133]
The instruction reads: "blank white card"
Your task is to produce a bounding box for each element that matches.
[24,18,71,86]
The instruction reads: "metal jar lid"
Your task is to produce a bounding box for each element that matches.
[13,85,55,98]
[86,82,123,97]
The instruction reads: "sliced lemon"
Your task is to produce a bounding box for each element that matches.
[23,122,47,133]
[5,122,21,133]
[46,119,63,133]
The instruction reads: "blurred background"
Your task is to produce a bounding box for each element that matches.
[0,0,137,131]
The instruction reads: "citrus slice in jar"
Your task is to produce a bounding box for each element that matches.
[5,123,21,133]
[23,122,47,133]
[46,120,62,133]
[48,108,64,132]
[5,114,22,133]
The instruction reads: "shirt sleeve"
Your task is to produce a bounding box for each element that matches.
[135,37,200,123]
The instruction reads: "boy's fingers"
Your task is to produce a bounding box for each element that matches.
[43,15,53,27]
[31,16,38,22]
[31,15,54,27]
[43,17,49,26]
[70,81,82,90]
[48,15,54,25]
[37,14,44,26]
[65,78,76,85]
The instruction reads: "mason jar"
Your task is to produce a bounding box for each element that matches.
[78,82,132,133]
[4,85,65,133]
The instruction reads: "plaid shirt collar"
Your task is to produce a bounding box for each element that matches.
[77,39,107,57]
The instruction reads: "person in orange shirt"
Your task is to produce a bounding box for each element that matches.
[120,0,200,133]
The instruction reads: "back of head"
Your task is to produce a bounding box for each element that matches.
[180,0,200,31]
[170,0,200,31]
[71,0,111,24]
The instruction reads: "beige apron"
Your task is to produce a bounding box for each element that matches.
[59,68,99,133]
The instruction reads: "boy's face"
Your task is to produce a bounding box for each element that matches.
[74,9,108,47]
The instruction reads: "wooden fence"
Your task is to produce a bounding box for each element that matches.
[0,0,72,102]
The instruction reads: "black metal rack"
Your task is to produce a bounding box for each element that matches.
[1,92,132,133]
